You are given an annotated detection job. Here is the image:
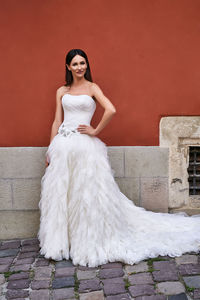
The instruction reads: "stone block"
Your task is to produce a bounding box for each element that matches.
[175,255,198,265]
[0,264,10,272]
[6,289,29,298]
[106,294,131,300]
[55,259,74,268]
[0,179,12,209]
[79,290,105,300]
[107,147,124,177]
[34,258,49,267]
[115,177,139,205]
[125,147,168,177]
[52,287,75,299]
[0,257,14,265]
[168,294,188,300]
[13,178,41,209]
[9,272,29,280]
[18,251,37,259]
[34,266,52,280]
[0,210,40,239]
[183,276,200,288]
[7,279,30,289]
[14,257,34,265]
[102,277,126,295]
[0,147,47,178]
[30,289,50,300]
[129,272,154,285]
[136,296,166,300]
[78,279,101,292]
[0,240,21,249]
[178,264,200,276]
[10,263,32,272]
[101,277,124,285]
[52,276,75,289]
[156,282,185,295]
[141,177,168,212]
[77,269,97,280]
[21,237,39,245]
[129,284,155,297]
[99,268,124,279]
[55,267,76,277]
[31,280,50,289]
[0,249,19,258]
[125,262,148,274]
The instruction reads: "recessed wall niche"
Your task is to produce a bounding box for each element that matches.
[160,116,200,215]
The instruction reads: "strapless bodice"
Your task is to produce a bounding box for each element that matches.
[57,94,96,136]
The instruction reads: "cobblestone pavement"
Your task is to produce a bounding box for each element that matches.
[0,238,200,300]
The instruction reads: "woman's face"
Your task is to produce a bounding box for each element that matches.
[67,55,87,78]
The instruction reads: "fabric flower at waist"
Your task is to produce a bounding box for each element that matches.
[58,124,79,137]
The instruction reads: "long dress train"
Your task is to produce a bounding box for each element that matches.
[37,93,200,267]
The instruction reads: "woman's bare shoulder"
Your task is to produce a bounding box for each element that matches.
[90,82,103,95]
[56,85,70,96]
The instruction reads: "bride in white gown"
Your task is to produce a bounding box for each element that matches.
[37,48,200,267]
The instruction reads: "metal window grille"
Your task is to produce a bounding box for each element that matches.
[187,146,200,195]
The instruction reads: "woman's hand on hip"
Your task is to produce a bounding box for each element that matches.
[77,124,96,136]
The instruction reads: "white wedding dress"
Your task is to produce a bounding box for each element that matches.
[37,93,200,267]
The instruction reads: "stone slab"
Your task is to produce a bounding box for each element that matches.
[0,240,21,249]
[125,262,148,274]
[129,272,154,285]
[78,279,101,292]
[107,147,124,177]
[79,290,105,300]
[34,266,52,280]
[129,284,155,297]
[0,147,47,178]
[115,177,140,205]
[30,289,50,300]
[0,210,40,239]
[55,266,76,277]
[0,248,19,258]
[183,276,200,288]
[99,267,124,279]
[0,179,12,209]
[168,293,188,300]
[141,177,168,212]
[175,255,198,265]
[178,264,200,275]
[12,178,41,210]
[77,269,97,280]
[52,287,75,299]
[106,294,130,300]
[156,281,185,295]
[125,147,168,177]
[52,276,75,289]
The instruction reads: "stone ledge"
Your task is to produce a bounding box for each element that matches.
[169,207,200,216]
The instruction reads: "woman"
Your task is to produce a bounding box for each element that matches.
[37,49,200,267]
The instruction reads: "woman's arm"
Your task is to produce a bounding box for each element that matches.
[45,88,64,167]
[77,83,116,136]
[49,88,64,143]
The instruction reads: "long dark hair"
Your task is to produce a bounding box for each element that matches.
[65,49,93,86]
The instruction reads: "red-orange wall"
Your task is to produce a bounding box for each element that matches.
[1,0,200,146]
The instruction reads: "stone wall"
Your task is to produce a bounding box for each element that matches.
[160,116,200,215]
[0,147,168,239]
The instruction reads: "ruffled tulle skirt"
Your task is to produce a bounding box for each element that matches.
[37,132,200,267]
